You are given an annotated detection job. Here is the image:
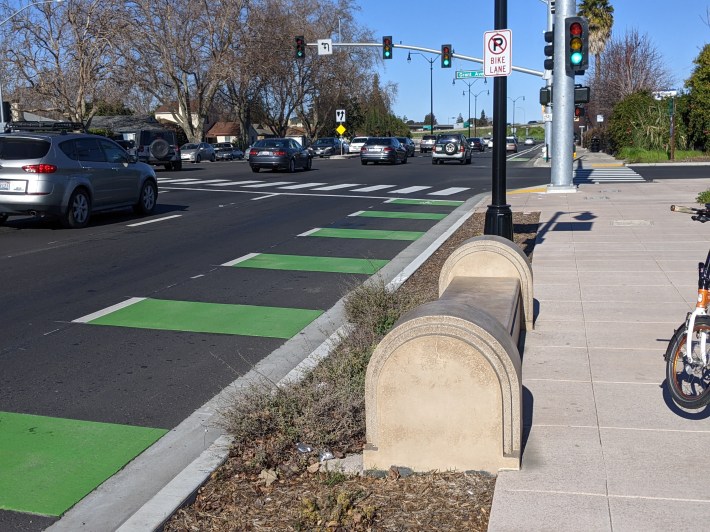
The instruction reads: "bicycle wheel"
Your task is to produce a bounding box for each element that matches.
[666,315,710,409]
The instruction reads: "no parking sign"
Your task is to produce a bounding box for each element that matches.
[483,29,512,77]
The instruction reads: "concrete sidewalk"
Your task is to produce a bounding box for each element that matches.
[487,149,710,530]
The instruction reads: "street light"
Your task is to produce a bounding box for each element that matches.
[472,89,489,137]
[453,77,487,138]
[408,51,435,136]
[0,0,63,125]
[508,95,525,135]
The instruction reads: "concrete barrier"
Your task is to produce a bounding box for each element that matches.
[363,236,531,474]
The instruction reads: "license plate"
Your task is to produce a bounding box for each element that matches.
[259,151,270,155]
[372,148,382,153]
[0,180,8,190]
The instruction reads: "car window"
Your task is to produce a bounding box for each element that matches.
[99,139,127,163]
[352,137,367,143]
[182,143,198,149]
[74,138,106,162]
[364,137,390,145]
[437,135,459,143]
[0,137,51,160]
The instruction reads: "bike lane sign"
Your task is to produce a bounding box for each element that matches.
[483,29,512,77]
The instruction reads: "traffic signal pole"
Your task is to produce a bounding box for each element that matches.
[548,0,576,192]
[484,0,513,240]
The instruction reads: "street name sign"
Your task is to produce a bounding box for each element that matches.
[483,29,512,77]
[456,70,484,79]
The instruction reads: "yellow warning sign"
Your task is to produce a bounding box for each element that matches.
[336,124,346,135]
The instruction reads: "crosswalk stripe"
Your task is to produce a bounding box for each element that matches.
[574,166,645,184]
[243,181,296,188]
[428,187,470,196]
[158,178,203,184]
[209,180,264,186]
[187,179,229,184]
[352,185,397,192]
[388,186,431,194]
[312,183,361,191]
[278,182,327,189]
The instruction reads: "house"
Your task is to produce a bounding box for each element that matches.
[155,101,213,133]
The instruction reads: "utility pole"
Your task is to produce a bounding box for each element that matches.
[548,0,576,192]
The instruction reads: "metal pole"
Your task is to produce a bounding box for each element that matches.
[548,0,576,191]
[467,87,471,138]
[544,0,553,162]
[484,0,513,240]
[474,94,477,137]
[430,59,433,134]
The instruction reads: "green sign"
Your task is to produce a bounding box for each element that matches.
[456,70,484,79]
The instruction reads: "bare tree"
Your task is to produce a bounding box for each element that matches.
[117,0,248,142]
[1,0,123,122]
[589,29,671,121]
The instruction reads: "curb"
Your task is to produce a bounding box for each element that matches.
[51,192,488,531]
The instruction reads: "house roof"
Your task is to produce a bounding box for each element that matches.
[206,121,240,136]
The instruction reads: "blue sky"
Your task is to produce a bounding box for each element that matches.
[351,1,709,126]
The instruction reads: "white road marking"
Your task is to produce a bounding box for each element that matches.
[208,180,264,186]
[388,186,431,194]
[222,253,260,267]
[348,211,365,217]
[429,187,470,196]
[188,179,229,184]
[73,297,145,323]
[127,215,182,227]
[243,181,295,188]
[298,228,321,237]
[312,183,361,191]
[252,194,278,201]
[157,178,203,184]
[278,182,326,189]
[351,184,396,192]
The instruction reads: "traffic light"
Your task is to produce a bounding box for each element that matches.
[565,17,589,75]
[543,30,554,72]
[295,35,306,59]
[441,44,452,68]
[382,36,393,60]
[574,105,585,118]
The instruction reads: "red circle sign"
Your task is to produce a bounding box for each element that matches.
[487,33,508,54]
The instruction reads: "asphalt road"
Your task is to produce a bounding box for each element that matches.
[3,146,707,530]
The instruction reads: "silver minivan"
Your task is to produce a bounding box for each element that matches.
[0,122,158,228]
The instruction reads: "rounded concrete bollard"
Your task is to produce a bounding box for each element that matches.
[363,299,522,474]
[439,235,533,330]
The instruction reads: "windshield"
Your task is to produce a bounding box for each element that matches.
[314,139,334,146]
[254,139,286,148]
[182,143,199,150]
[352,137,367,143]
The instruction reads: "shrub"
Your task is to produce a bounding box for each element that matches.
[696,189,710,204]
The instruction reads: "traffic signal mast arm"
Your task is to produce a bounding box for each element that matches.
[297,41,545,77]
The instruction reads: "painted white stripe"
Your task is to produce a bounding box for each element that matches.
[311,183,360,191]
[298,228,321,237]
[429,187,470,196]
[348,211,365,217]
[188,179,229,184]
[278,182,326,189]
[243,181,295,188]
[251,194,278,201]
[222,253,260,267]
[158,179,203,184]
[127,215,182,227]
[351,184,396,192]
[73,297,146,323]
[388,186,431,194]
[209,180,263,186]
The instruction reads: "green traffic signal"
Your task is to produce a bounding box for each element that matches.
[295,35,305,59]
[382,36,393,60]
[441,44,452,68]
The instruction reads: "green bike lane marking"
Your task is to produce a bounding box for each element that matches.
[299,228,424,241]
[76,298,323,339]
[0,411,167,516]
[386,198,464,207]
[224,253,389,274]
[350,210,447,221]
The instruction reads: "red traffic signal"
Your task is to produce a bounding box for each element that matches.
[441,44,452,68]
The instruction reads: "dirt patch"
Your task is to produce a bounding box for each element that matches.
[164,211,539,531]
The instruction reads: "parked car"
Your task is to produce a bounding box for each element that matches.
[432,133,472,165]
[181,142,216,163]
[248,138,312,173]
[524,137,535,146]
[486,138,493,149]
[360,137,408,165]
[348,136,369,153]
[131,128,181,171]
[311,137,348,157]
[231,148,244,160]
[468,137,485,152]
[212,142,236,160]
[396,137,416,157]
[0,121,158,228]
[419,134,436,153]
[505,136,518,153]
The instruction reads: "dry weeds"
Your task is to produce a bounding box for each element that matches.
[164,211,539,531]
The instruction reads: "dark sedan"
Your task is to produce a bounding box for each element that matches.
[396,137,416,157]
[248,138,312,173]
[468,137,485,152]
[360,137,408,165]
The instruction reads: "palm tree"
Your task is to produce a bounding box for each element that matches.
[578,0,615,75]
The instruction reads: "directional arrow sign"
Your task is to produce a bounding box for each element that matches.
[456,70,484,79]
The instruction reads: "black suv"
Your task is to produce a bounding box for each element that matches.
[432,133,472,165]
[132,129,182,171]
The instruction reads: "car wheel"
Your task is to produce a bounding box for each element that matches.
[402,155,408,164]
[210,154,216,162]
[134,180,157,215]
[195,155,201,163]
[361,160,367,165]
[288,158,296,173]
[62,188,91,229]
[432,158,437,165]
[0,213,8,225]
[173,160,182,171]
[251,166,260,173]
[305,157,312,170]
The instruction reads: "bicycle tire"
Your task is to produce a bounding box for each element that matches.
[666,315,710,409]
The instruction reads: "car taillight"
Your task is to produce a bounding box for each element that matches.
[22,164,57,173]
[384,147,394,152]
[459,145,465,152]
[249,149,258,156]
[360,146,366,152]
[273,150,287,156]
